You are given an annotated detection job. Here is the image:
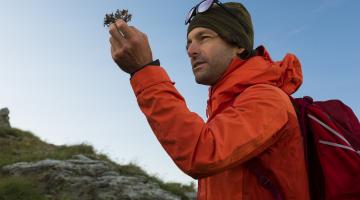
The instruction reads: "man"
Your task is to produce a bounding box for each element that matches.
[109,1,310,199]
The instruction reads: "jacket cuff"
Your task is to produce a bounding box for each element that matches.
[130,59,161,78]
[130,66,173,96]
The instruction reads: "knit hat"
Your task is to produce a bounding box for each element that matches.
[187,2,254,59]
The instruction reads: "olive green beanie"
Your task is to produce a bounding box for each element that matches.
[187,2,254,59]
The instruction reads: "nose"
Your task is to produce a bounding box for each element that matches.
[187,41,199,58]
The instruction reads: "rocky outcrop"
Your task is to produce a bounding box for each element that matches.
[2,155,193,200]
[0,107,10,128]
[0,109,196,199]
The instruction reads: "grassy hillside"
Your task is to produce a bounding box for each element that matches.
[0,127,196,200]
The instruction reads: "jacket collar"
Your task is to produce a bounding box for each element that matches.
[206,46,303,118]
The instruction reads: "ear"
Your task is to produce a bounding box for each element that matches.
[235,47,245,56]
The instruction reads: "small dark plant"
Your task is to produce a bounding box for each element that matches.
[104,9,132,27]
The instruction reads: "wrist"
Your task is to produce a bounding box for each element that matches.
[130,59,161,78]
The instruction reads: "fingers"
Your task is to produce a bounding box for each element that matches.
[108,19,136,46]
[109,37,117,52]
[110,43,117,62]
[109,23,125,44]
[109,36,123,61]
[109,37,119,50]
[115,19,134,39]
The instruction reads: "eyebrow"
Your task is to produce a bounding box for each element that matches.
[188,30,215,41]
[187,30,217,48]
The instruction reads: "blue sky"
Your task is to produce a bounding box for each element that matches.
[0,0,359,185]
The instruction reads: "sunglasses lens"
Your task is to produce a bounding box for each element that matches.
[185,7,195,24]
[198,0,214,13]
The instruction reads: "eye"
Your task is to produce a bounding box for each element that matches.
[186,40,191,50]
[201,35,210,40]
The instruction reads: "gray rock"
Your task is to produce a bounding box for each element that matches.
[185,192,197,199]
[0,107,10,128]
[2,154,183,200]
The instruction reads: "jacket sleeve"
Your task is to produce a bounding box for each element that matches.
[130,66,290,179]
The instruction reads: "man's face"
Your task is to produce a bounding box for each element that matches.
[187,27,243,85]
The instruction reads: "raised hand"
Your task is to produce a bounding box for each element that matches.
[109,20,153,74]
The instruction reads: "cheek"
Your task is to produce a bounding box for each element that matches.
[209,47,234,68]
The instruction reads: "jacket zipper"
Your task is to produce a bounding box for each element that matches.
[206,87,214,119]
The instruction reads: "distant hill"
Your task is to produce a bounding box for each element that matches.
[0,127,196,200]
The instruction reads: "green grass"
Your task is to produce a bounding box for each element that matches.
[0,127,196,198]
[0,128,97,167]
[0,176,47,200]
[155,180,196,200]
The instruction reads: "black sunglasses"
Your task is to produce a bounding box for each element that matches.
[185,0,240,25]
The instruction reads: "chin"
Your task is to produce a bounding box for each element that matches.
[195,77,212,86]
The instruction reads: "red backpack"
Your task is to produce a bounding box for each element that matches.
[291,96,360,200]
[249,96,360,200]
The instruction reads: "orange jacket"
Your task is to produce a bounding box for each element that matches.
[130,46,310,200]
